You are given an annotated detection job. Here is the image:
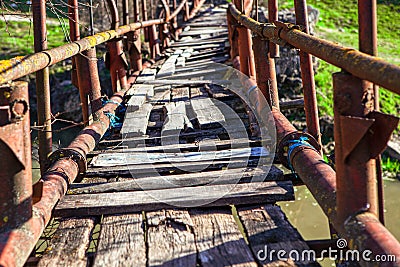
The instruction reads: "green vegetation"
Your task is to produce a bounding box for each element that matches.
[0,18,69,59]
[382,155,400,175]
[278,0,400,119]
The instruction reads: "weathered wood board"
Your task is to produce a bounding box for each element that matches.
[90,146,269,167]
[237,205,321,266]
[70,166,283,194]
[38,218,94,267]
[55,181,294,217]
[93,214,146,267]
[189,208,258,266]
[146,210,197,266]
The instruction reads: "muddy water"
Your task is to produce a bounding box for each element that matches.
[278,179,400,266]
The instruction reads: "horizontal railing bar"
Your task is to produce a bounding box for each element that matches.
[228,4,400,96]
[0,0,188,85]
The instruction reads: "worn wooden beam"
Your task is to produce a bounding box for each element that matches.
[189,208,257,266]
[38,218,95,267]
[237,205,320,266]
[146,210,197,266]
[93,214,146,266]
[69,166,283,194]
[54,181,294,217]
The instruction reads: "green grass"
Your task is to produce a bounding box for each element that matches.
[277,0,400,121]
[382,155,400,175]
[0,18,69,59]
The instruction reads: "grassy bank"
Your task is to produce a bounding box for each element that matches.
[278,0,400,120]
[0,18,68,59]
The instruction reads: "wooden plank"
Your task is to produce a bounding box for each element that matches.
[190,208,257,267]
[143,79,229,86]
[146,210,197,267]
[93,214,146,267]
[181,48,194,58]
[54,181,294,217]
[84,158,262,177]
[126,85,153,112]
[69,166,283,194]
[181,22,227,27]
[90,146,269,167]
[121,103,152,137]
[38,218,94,267]
[191,97,226,128]
[136,68,157,83]
[180,29,228,37]
[88,138,265,155]
[237,205,320,266]
[163,101,192,132]
[157,54,179,77]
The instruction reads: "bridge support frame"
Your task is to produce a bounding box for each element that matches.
[33,0,52,174]
[0,81,32,234]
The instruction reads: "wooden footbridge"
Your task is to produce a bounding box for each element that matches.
[0,0,400,266]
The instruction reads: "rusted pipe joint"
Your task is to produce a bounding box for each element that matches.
[10,98,29,121]
[270,21,301,48]
[47,148,87,182]
[277,131,321,169]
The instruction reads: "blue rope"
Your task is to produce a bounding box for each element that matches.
[104,111,122,129]
[102,99,121,107]
[286,136,316,178]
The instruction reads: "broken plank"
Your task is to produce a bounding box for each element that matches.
[121,103,152,137]
[84,158,262,177]
[146,210,197,267]
[163,101,192,132]
[125,85,153,112]
[88,138,265,155]
[191,97,226,129]
[136,68,157,83]
[90,146,269,167]
[38,218,94,267]
[189,208,257,267]
[143,79,230,86]
[157,54,179,77]
[93,214,146,267]
[54,181,294,217]
[69,166,283,194]
[237,205,320,266]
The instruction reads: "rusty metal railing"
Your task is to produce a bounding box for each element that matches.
[228,0,400,266]
[0,0,203,266]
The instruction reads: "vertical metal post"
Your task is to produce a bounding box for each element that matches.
[89,0,94,35]
[358,0,384,224]
[227,10,240,69]
[68,0,89,124]
[294,0,322,151]
[106,0,128,92]
[333,72,378,226]
[252,36,279,108]
[68,0,80,89]
[171,0,178,39]
[234,0,256,78]
[267,0,279,57]
[69,0,101,123]
[129,0,143,72]
[142,0,150,41]
[76,49,103,121]
[160,0,171,48]
[122,0,129,25]
[0,81,32,230]
[184,0,190,21]
[33,0,52,174]
[237,26,256,78]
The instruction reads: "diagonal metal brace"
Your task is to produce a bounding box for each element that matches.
[340,111,399,163]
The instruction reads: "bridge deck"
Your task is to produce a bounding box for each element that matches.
[33,5,319,267]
